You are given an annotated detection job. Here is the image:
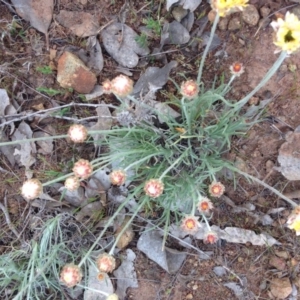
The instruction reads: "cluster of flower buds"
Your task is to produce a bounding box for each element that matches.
[101,75,133,98]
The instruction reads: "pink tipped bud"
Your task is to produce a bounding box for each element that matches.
[64,176,80,191]
[60,264,82,288]
[181,215,199,235]
[72,159,93,179]
[229,62,245,77]
[96,253,116,273]
[111,75,133,97]
[68,124,88,143]
[197,197,214,214]
[203,231,218,244]
[21,179,43,200]
[208,181,225,198]
[180,80,199,99]
[144,179,164,198]
[110,170,126,186]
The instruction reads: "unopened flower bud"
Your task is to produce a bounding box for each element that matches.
[208,181,225,198]
[229,62,244,76]
[102,79,112,94]
[181,215,199,235]
[64,176,80,191]
[60,264,82,288]
[180,80,199,99]
[111,75,133,97]
[96,253,116,273]
[106,294,119,300]
[110,170,126,186]
[204,231,218,244]
[197,197,214,214]
[21,179,43,200]
[68,124,88,143]
[144,179,164,198]
[73,159,93,179]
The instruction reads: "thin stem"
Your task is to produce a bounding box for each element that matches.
[222,75,235,95]
[202,213,212,231]
[232,168,297,208]
[108,197,147,255]
[159,152,186,180]
[234,51,288,111]
[0,135,67,147]
[197,13,220,83]
[124,152,163,172]
[78,187,142,268]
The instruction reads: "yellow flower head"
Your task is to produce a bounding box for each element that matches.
[211,0,249,17]
[271,12,300,54]
[287,206,300,235]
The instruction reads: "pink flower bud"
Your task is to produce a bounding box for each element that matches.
[181,215,199,235]
[208,181,225,198]
[60,264,82,288]
[204,231,218,244]
[180,80,199,99]
[111,75,133,97]
[21,179,43,200]
[96,253,116,273]
[68,124,88,143]
[144,179,164,198]
[72,159,93,179]
[64,176,80,191]
[197,197,214,214]
[110,170,126,186]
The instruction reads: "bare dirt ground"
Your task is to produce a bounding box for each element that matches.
[1,0,300,299]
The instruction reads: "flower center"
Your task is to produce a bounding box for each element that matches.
[284,30,295,43]
[186,220,196,229]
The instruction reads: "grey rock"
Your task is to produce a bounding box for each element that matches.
[242,4,260,27]
[172,6,188,22]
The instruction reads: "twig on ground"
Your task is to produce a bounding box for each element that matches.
[0,190,20,239]
[0,102,117,128]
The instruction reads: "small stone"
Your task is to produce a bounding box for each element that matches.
[238,38,245,46]
[242,4,260,27]
[275,250,289,259]
[269,277,292,299]
[249,96,259,105]
[186,293,193,299]
[260,6,270,18]
[218,17,228,31]
[172,6,188,22]
[269,256,286,271]
[57,52,97,94]
[228,17,241,31]
[192,284,198,290]
[265,160,275,172]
